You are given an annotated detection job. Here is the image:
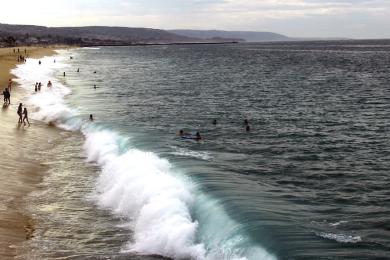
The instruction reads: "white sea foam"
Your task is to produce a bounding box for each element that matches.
[12,52,277,260]
[329,220,348,227]
[317,232,362,243]
[171,146,212,161]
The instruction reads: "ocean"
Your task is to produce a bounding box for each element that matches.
[12,41,390,259]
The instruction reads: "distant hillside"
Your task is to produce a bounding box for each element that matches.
[0,23,247,47]
[0,23,200,46]
[170,30,290,42]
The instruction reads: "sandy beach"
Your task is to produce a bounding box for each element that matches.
[0,46,59,258]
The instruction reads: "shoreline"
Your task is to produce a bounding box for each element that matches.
[0,46,61,259]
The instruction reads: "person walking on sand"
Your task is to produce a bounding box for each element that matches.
[4,88,11,105]
[8,79,12,92]
[17,103,23,123]
[23,107,30,126]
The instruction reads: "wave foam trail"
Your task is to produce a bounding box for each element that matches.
[12,53,277,260]
[12,53,83,130]
[85,131,206,259]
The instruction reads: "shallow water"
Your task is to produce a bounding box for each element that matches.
[13,41,390,259]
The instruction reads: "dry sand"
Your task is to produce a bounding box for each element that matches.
[0,46,60,258]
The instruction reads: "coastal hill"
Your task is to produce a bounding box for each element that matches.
[0,23,242,46]
[170,29,290,42]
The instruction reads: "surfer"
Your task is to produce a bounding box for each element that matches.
[47,81,52,88]
[195,132,202,140]
[179,130,202,140]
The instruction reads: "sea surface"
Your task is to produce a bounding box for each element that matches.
[12,40,390,259]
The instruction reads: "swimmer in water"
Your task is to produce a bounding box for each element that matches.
[89,114,94,121]
[195,132,202,140]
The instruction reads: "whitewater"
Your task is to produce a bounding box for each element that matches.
[11,50,276,260]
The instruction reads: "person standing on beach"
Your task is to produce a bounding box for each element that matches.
[17,103,23,123]
[2,89,8,104]
[23,107,30,126]
[8,79,12,92]
[3,88,11,105]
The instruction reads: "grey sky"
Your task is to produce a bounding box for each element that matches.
[0,0,389,38]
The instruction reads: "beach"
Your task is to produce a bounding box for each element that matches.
[0,46,58,258]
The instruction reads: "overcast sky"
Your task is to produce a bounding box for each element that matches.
[0,0,389,39]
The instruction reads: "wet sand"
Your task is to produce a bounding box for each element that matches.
[0,47,61,258]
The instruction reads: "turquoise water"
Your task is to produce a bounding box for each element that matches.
[14,41,390,259]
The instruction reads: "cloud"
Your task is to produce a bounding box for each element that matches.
[0,0,389,38]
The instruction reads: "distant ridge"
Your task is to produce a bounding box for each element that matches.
[0,23,244,47]
[0,23,199,46]
[170,30,290,42]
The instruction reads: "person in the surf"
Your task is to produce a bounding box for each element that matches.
[3,88,11,105]
[17,103,23,123]
[179,129,190,137]
[212,119,217,125]
[179,130,202,140]
[23,107,30,126]
[38,82,42,91]
[89,114,94,121]
[47,81,52,88]
[195,132,202,140]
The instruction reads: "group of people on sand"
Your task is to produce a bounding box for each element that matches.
[17,103,30,126]
[1,78,30,125]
